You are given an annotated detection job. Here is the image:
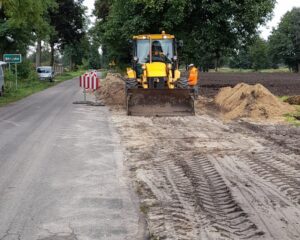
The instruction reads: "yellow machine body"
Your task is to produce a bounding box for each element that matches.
[126,32,195,116]
[146,62,167,77]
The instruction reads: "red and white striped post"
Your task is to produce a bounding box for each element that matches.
[79,71,100,102]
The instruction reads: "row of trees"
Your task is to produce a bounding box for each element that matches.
[0,0,97,70]
[1,1,298,72]
[93,0,276,70]
[230,8,300,72]
[93,1,300,73]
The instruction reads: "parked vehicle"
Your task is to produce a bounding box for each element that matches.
[0,61,6,97]
[37,66,55,82]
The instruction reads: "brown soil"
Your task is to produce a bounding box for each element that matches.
[96,73,125,105]
[215,83,295,120]
[199,72,300,98]
[285,95,300,105]
[111,108,300,240]
[102,73,300,240]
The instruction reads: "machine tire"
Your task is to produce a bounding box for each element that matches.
[176,77,189,89]
[125,78,139,90]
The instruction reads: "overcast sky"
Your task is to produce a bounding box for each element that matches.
[83,0,300,39]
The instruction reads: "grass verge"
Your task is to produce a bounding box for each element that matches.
[284,105,300,127]
[279,96,290,102]
[0,70,85,107]
[279,96,300,126]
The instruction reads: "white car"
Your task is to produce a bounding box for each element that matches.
[37,66,55,82]
[0,61,6,97]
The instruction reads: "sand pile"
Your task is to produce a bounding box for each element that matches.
[215,83,295,120]
[96,73,125,105]
[285,96,300,105]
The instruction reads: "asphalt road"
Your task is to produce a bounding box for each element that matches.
[0,79,142,240]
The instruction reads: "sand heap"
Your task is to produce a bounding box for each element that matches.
[215,83,295,120]
[96,73,125,105]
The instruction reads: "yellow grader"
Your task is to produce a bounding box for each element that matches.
[125,31,195,116]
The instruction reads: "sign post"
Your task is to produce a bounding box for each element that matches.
[3,54,22,89]
[83,88,87,102]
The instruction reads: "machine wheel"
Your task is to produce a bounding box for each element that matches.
[125,79,138,90]
[176,77,189,89]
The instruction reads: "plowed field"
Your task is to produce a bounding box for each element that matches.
[200,72,300,97]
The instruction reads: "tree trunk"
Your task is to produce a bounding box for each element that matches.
[69,56,73,71]
[35,39,42,68]
[50,43,55,67]
[214,58,219,72]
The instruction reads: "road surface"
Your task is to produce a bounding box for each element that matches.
[0,79,142,240]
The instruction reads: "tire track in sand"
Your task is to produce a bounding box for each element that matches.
[111,110,300,240]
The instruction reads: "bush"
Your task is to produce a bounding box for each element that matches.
[25,69,39,83]
[4,70,16,91]
[4,61,39,92]
[17,60,35,79]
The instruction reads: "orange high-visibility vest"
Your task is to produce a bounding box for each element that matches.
[188,67,198,86]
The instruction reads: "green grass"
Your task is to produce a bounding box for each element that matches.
[278,96,300,126]
[0,70,85,107]
[284,105,300,126]
[55,70,86,82]
[278,96,290,102]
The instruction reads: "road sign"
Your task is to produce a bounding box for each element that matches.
[80,72,100,90]
[79,71,100,102]
[3,54,22,64]
[3,54,22,89]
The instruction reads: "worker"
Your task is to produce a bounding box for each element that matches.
[151,41,163,62]
[188,64,199,98]
[147,41,170,63]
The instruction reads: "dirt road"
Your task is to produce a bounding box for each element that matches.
[110,106,300,240]
[0,79,142,240]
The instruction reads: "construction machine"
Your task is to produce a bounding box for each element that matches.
[125,31,195,116]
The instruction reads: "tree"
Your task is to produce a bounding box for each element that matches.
[0,0,55,57]
[94,0,276,68]
[94,0,111,20]
[229,48,252,69]
[62,36,90,69]
[48,0,86,67]
[269,8,300,72]
[249,37,270,70]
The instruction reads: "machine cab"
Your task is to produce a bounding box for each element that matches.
[133,32,176,65]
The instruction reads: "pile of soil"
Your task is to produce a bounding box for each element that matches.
[96,73,125,105]
[284,96,300,105]
[215,83,295,120]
